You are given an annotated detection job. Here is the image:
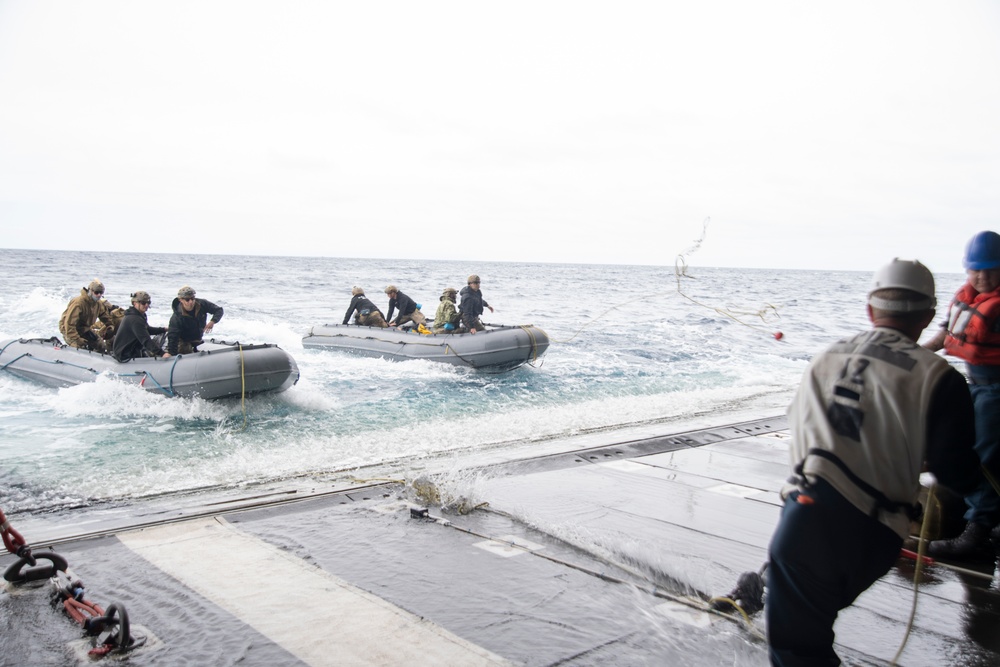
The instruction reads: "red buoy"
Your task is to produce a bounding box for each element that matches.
[774,331,784,340]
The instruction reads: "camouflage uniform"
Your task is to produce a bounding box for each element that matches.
[59,287,118,351]
[433,292,461,333]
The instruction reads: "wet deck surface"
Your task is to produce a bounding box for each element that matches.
[3,415,999,666]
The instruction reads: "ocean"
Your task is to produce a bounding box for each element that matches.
[0,248,962,523]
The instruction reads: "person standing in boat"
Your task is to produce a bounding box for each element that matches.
[766,258,984,667]
[922,230,1000,561]
[342,287,388,327]
[167,285,224,355]
[384,285,428,329]
[113,291,171,361]
[59,279,119,352]
[433,287,461,333]
[458,274,494,334]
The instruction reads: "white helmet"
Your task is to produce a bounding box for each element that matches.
[868,258,936,312]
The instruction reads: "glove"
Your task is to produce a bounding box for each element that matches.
[101,326,115,340]
[443,322,455,331]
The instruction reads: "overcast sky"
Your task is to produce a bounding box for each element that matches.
[1,1,998,271]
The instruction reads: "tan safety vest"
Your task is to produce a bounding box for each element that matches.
[786,327,952,538]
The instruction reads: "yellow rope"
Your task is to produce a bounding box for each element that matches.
[519,325,541,364]
[231,343,249,433]
[982,464,1000,497]
[891,485,936,666]
[705,595,757,628]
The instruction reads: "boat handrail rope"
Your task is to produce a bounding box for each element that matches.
[324,329,499,349]
[6,352,102,375]
[0,340,183,394]
[137,371,173,397]
[442,343,479,368]
[313,326,538,371]
[167,354,179,395]
[0,352,31,370]
[0,337,30,359]
[133,354,181,397]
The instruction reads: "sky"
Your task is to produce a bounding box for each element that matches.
[0,1,998,271]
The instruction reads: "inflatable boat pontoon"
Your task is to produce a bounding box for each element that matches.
[302,323,549,371]
[0,337,299,399]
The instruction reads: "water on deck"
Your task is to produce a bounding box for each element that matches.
[2,415,998,665]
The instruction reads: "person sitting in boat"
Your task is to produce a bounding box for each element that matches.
[59,279,119,352]
[433,287,461,333]
[112,291,171,362]
[167,285,224,355]
[384,285,428,330]
[343,287,388,327]
[459,274,494,334]
[94,305,126,341]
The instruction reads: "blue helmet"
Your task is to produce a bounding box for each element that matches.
[963,231,1000,270]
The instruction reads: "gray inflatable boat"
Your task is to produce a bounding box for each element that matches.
[0,337,299,399]
[302,323,549,371]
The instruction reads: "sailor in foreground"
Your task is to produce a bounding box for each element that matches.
[923,230,1000,560]
[766,258,984,667]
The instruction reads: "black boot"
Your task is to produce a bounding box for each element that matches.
[710,569,766,615]
[928,521,995,562]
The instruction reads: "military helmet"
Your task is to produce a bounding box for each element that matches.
[442,287,457,297]
[467,274,480,284]
[352,286,365,296]
[88,279,105,294]
[177,285,196,299]
[130,290,151,304]
[384,285,397,295]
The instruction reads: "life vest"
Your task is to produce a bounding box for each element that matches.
[943,283,1000,366]
[786,327,952,539]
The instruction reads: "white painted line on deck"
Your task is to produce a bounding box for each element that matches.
[473,534,545,558]
[706,483,766,499]
[118,517,510,667]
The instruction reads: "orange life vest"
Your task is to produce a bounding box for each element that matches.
[943,283,1000,366]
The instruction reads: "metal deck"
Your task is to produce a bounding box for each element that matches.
[3,415,998,666]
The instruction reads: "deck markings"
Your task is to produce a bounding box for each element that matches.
[706,482,767,499]
[118,517,511,667]
[473,534,545,558]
